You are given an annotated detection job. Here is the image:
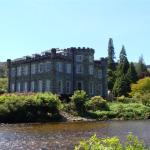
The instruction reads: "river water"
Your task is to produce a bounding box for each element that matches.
[0,120,150,150]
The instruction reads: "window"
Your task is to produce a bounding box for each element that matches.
[17,82,21,92]
[66,81,71,94]
[77,81,83,90]
[66,64,71,74]
[57,80,63,94]
[11,68,15,77]
[23,65,28,75]
[76,64,83,74]
[31,81,35,92]
[11,83,15,92]
[45,62,51,72]
[57,62,63,72]
[98,70,102,79]
[89,65,94,75]
[17,66,21,76]
[38,80,43,92]
[89,55,94,63]
[99,84,102,96]
[89,82,94,95]
[38,63,44,73]
[31,64,36,74]
[23,82,28,92]
[45,80,51,91]
[76,55,83,62]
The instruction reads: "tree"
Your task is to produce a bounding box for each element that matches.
[107,38,116,71]
[0,78,8,94]
[113,45,130,96]
[130,77,150,96]
[113,74,130,97]
[135,55,148,78]
[127,62,138,83]
[107,38,116,90]
[117,45,129,76]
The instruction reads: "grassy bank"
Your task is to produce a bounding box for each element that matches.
[0,90,150,123]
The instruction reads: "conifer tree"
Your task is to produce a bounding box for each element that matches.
[107,38,116,90]
[136,55,148,78]
[127,62,138,83]
[113,45,130,96]
[117,45,129,75]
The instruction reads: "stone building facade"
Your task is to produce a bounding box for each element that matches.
[7,47,107,97]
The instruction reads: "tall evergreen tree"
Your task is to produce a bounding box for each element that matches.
[113,74,130,97]
[136,55,148,78]
[127,62,138,83]
[108,38,116,71]
[113,45,130,96]
[107,38,116,90]
[116,45,129,76]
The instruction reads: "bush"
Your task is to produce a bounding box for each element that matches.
[0,78,8,94]
[75,133,147,150]
[116,95,133,103]
[130,77,150,96]
[70,90,89,115]
[0,93,62,123]
[86,96,109,111]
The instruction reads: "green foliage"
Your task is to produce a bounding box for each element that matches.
[86,96,109,111]
[108,69,116,90]
[113,75,131,97]
[75,133,147,150]
[70,90,89,116]
[0,62,7,78]
[107,38,116,90]
[113,46,132,96]
[0,93,62,123]
[117,45,129,75]
[136,55,148,78]
[116,96,133,103]
[0,78,8,94]
[131,77,150,96]
[127,62,138,83]
[88,102,150,120]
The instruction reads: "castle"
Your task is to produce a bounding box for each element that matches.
[7,47,107,97]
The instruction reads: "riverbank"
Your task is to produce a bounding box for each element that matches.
[1,91,150,123]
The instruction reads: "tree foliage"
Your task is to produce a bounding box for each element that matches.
[127,62,138,83]
[130,77,150,96]
[107,38,116,90]
[113,46,130,96]
[0,78,8,94]
[135,55,148,78]
[75,133,147,150]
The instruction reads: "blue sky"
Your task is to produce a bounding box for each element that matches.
[0,0,150,64]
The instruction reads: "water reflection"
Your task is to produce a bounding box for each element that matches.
[0,120,150,150]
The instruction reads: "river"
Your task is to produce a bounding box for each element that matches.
[0,120,150,150]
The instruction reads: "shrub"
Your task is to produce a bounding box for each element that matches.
[0,78,8,94]
[130,77,150,96]
[75,133,147,150]
[86,96,109,111]
[70,90,89,115]
[116,95,133,103]
[0,93,62,123]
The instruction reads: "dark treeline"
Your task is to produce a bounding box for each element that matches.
[107,38,149,97]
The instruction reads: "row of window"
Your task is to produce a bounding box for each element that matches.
[11,65,102,78]
[11,80,71,94]
[11,81,99,95]
[11,62,72,77]
[76,55,94,63]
